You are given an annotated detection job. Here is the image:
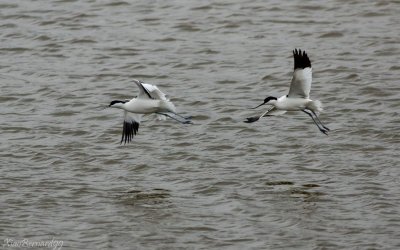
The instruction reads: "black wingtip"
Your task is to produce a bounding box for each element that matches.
[293,48,311,70]
[120,120,139,144]
[244,117,260,123]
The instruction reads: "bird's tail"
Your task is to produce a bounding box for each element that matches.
[156,114,167,120]
[307,100,323,113]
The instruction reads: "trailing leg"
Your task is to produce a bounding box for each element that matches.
[173,112,193,120]
[302,110,328,135]
[309,109,330,131]
[157,112,192,124]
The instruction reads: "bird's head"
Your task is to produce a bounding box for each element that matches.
[132,79,141,84]
[109,100,126,108]
[251,96,277,109]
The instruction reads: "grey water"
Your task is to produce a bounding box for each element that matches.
[1,0,399,249]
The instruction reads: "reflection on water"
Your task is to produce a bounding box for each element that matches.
[118,188,171,206]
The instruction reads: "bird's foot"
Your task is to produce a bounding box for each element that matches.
[322,125,330,131]
[320,128,329,135]
[183,120,193,124]
[244,117,260,123]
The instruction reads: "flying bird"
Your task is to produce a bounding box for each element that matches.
[245,49,330,135]
[108,79,192,144]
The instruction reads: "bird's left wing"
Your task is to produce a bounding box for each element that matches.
[120,111,142,144]
[261,107,287,117]
[288,49,312,99]
[244,107,286,123]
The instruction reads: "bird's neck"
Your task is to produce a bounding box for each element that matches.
[269,100,278,105]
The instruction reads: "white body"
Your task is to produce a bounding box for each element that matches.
[270,95,322,112]
[122,98,175,114]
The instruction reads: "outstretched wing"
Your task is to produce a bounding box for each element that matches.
[120,111,142,144]
[142,83,168,100]
[288,49,312,99]
[133,79,170,101]
[133,79,153,99]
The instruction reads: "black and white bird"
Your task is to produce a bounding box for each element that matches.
[109,79,192,144]
[245,49,330,135]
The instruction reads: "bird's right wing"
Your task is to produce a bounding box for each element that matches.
[288,49,312,99]
[120,111,142,144]
[142,83,168,100]
[133,79,153,99]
